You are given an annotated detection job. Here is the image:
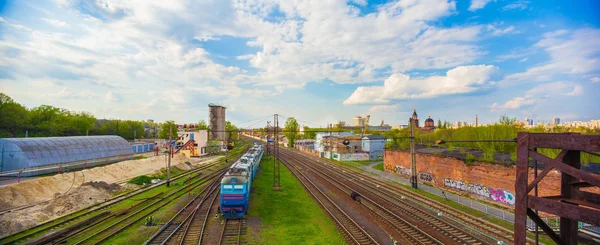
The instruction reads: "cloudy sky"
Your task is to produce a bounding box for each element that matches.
[1,0,599,128]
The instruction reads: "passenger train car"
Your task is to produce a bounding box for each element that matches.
[220,143,264,219]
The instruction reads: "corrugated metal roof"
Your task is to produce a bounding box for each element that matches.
[0,136,132,172]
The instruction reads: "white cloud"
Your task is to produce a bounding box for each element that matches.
[469,0,493,11]
[369,104,401,112]
[344,65,498,105]
[41,18,69,27]
[518,57,528,62]
[592,77,600,83]
[487,24,517,36]
[501,28,600,86]
[502,0,529,11]
[543,29,568,38]
[0,17,6,23]
[565,84,583,96]
[350,0,368,6]
[491,97,534,111]
[105,90,122,102]
[491,81,583,110]
[51,87,94,100]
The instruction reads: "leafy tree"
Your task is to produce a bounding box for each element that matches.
[197,120,209,130]
[437,119,442,128]
[284,117,299,147]
[0,93,29,137]
[159,121,178,140]
[225,121,239,141]
[498,115,517,126]
[303,126,316,139]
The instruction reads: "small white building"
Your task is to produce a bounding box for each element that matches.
[177,130,209,155]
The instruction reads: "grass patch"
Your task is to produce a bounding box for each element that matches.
[127,175,154,185]
[134,156,148,160]
[246,155,345,245]
[373,163,384,171]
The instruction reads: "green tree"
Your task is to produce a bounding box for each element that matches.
[284,117,299,147]
[498,115,517,126]
[197,120,209,130]
[437,119,442,128]
[159,121,178,139]
[225,121,239,141]
[303,126,316,139]
[0,93,29,137]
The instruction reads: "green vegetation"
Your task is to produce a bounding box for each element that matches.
[134,155,148,160]
[158,121,178,140]
[197,120,208,130]
[0,92,148,139]
[283,117,299,147]
[246,155,345,245]
[384,115,600,164]
[373,163,384,171]
[128,175,154,185]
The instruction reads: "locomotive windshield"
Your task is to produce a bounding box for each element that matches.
[221,175,248,184]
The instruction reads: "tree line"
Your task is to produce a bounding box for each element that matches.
[0,93,238,141]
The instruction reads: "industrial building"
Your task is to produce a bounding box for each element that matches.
[0,136,133,176]
[209,104,226,141]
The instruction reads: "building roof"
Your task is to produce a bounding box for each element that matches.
[0,136,132,172]
[362,135,386,140]
[425,115,434,123]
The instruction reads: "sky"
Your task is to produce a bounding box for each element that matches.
[0,0,599,128]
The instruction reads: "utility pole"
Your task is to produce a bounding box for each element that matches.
[410,117,417,189]
[133,130,136,142]
[273,114,281,190]
[329,123,333,159]
[167,124,172,187]
[266,121,271,157]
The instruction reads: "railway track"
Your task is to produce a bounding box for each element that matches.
[275,146,509,245]
[59,168,228,245]
[144,172,222,245]
[218,219,246,245]
[4,144,250,245]
[280,153,379,245]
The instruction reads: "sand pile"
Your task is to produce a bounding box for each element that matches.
[0,153,190,210]
[0,182,115,238]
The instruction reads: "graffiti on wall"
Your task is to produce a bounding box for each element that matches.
[338,153,370,161]
[418,172,433,182]
[394,165,411,176]
[444,178,515,205]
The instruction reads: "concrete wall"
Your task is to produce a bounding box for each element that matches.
[384,149,568,207]
[334,153,370,161]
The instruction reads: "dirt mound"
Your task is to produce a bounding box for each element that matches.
[0,185,113,238]
[83,181,121,192]
[0,153,190,210]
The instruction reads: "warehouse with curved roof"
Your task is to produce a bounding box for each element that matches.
[0,136,133,176]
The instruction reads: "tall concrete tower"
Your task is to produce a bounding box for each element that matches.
[209,104,226,141]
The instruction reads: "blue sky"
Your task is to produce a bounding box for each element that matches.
[0,0,599,128]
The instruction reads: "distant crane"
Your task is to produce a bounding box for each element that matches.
[361,115,370,137]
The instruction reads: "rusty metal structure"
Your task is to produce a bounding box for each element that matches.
[515,132,600,244]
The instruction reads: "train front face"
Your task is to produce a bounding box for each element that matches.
[220,171,249,219]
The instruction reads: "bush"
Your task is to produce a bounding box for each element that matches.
[465,153,476,166]
[128,175,153,185]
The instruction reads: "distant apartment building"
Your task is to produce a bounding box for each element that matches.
[553,117,561,125]
[353,116,367,127]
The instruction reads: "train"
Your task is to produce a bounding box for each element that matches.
[219,142,264,219]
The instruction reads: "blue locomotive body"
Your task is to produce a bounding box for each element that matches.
[220,143,264,219]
